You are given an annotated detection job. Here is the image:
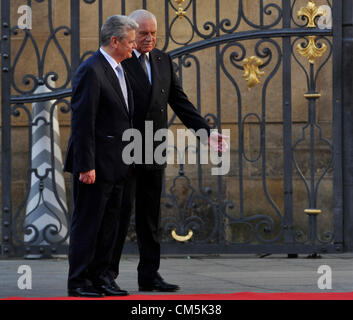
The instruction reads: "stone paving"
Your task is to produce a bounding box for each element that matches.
[1,253,352,298]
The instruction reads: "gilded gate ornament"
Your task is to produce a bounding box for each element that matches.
[171,229,194,242]
[296,35,327,64]
[242,56,265,89]
[176,7,187,19]
[297,1,326,28]
[304,209,322,215]
[175,0,187,19]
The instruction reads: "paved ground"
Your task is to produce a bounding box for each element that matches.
[0,253,353,298]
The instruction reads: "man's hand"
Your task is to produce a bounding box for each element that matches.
[79,169,96,184]
[208,131,229,152]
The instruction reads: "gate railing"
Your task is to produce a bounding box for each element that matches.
[2,0,353,257]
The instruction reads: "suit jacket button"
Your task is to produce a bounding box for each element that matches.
[160,108,164,112]
[161,89,165,94]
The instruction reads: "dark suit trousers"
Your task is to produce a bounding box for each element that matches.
[109,171,136,278]
[111,166,163,282]
[68,173,132,289]
[136,167,164,281]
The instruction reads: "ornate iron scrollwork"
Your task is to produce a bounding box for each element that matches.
[1,0,343,256]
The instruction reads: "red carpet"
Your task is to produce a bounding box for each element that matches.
[2,292,353,300]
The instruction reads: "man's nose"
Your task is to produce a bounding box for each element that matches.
[146,33,151,41]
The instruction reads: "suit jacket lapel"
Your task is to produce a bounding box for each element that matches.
[97,51,130,118]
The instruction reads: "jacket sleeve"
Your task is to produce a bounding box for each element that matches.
[167,53,211,141]
[70,64,100,173]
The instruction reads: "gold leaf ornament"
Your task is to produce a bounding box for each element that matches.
[297,1,326,28]
[176,7,187,19]
[242,56,265,89]
[175,0,186,19]
[296,36,327,64]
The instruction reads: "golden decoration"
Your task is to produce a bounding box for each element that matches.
[176,7,187,19]
[304,209,322,215]
[304,93,321,99]
[297,1,326,28]
[242,56,265,89]
[296,36,327,64]
[171,229,193,242]
[174,0,187,19]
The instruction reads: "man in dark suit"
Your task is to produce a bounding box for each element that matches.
[64,15,138,297]
[109,9,228,292]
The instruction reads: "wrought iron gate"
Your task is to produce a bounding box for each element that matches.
[1,0,353,257]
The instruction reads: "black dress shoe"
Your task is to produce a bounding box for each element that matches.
[95,281,129,296]
[139,277,180,292]
[68,286,104,298]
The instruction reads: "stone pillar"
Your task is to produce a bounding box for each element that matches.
[24,83,69,258]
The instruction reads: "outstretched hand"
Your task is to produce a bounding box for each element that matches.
[79,169,96,184]
[208,131,229,152]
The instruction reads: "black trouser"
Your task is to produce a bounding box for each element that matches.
[111,167,163,283]
[68,172,133,289]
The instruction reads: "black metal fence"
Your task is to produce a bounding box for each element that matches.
[1,0,353,257]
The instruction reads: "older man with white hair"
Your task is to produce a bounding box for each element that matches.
[109,9,228,292]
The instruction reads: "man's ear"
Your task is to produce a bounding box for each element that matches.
[111,36,119,47]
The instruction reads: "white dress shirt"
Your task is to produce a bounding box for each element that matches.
[99,47,129,109]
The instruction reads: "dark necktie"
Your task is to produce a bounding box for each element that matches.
[138,53,150,82]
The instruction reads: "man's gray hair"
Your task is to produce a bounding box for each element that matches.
[129,9,157,24]
[100,15,138,46]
